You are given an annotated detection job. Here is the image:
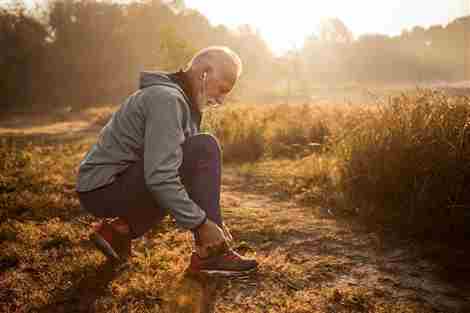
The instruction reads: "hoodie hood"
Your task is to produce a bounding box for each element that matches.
[139,71,192,103]
[139,71,201,125]
[140,71,177,89]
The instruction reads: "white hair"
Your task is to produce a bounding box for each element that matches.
[186,46,243,78]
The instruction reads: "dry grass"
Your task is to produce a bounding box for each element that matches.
[203,103,330,162]
[1,95,469,312]
[337,91,470,235]
[204,91,470,238]
[0,124,200,312]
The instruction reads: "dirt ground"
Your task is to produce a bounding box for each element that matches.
[214,171,470,312]
[1,110,469,313]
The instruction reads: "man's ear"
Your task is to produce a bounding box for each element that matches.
[202,65,214,77]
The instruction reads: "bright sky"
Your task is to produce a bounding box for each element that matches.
[185,0,470,54]
[16,0,470,54]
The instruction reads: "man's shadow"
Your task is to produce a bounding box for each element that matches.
[161,272,229,313]
[37,260,228,313]
[37,260,126,313]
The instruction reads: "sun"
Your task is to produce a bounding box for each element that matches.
[185,0,463,55]
[184,1,336,54]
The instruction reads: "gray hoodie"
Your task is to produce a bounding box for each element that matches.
[76,72,206,230]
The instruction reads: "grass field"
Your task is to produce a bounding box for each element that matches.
[204,91,470,238]
[1,97,470,312]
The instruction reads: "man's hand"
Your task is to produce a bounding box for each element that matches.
[195,219,227,257]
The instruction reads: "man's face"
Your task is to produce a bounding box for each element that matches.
[197,65,237,112]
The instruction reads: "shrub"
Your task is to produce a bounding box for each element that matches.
[263,104,330,158]
[337,90,470,236]
[206,92,470,239]
[203,104,266,162]
[202,103,331,162]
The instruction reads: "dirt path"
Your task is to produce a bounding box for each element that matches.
[189,170,469,313]
[159,170,469,313]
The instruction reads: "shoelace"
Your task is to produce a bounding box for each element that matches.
[224,251,242,261]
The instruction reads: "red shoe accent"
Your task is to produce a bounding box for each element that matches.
[94,222,114,243]
[90,219,131,262]
[189,253,202,272]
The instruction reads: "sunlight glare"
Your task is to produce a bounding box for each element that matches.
[185,0,464,55]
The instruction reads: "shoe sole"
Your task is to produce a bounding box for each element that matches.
[192,267,258,277]
[90,232,120,261]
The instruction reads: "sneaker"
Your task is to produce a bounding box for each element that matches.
[188,249,258,275]
[90,220,131,262]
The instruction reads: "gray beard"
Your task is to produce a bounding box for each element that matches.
[196,81,217,112]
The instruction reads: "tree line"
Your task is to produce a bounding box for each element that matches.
[0,0,469,112]
[0,0,275,111]
[294,17,470,87]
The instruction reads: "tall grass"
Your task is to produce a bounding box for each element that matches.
[337,91,470,236]
[205,91,470,238]
[203,103,330,162]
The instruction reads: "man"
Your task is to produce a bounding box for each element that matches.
[76,46,257,274]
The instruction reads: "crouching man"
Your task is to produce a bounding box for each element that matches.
[75,46,257,274]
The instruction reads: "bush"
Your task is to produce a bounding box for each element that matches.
[0,6,49,111]
[337,90,470,236]
[263,104,330,158]
[205,92,470,239]
[203,104,266,162]
[202,103,331,162]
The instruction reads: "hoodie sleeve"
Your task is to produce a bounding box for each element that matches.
[141,86,207,230]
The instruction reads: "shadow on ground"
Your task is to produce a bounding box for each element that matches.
[36,260,124,313]
[35,259,234,313]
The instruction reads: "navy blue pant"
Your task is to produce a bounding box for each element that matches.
[78,133,223,239]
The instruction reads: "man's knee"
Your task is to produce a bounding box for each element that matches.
[183,133,221,158]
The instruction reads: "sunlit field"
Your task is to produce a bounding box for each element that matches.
[1,91,469,312]
[204,91,470,238]
[2,0,470,310]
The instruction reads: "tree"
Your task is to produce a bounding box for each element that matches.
[0,4,49,111]
[319,17,353,44]
[318,18,354,83]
